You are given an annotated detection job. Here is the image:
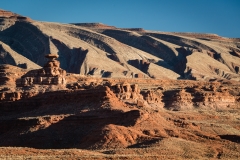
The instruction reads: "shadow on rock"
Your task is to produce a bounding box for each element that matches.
[219,135,240,143]
[0,109,141,149]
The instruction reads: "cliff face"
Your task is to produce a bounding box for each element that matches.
[1,67,239,110]
[0,10,239,80]
[0,72,239,150]
[0,62,239,158]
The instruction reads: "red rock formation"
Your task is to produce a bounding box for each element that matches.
[111,83,145,107]
[16,54,66,86]
[0,10,17,18]
[163,89,193,111]
[1,70,240,157]
[193,90,236,109]
[141,89,163,105]
[0,9,31,21]
[0,64,27,86]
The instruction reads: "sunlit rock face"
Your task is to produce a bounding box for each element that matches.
[16,54,66,86]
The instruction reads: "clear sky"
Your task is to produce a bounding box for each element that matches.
[1,0,240,38]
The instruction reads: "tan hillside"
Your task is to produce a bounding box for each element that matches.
[0,10,239,81]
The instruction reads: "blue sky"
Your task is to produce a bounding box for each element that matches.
[1,0,240,38]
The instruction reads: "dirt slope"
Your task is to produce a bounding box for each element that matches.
[0,10,239,80]
[0,41,40,69]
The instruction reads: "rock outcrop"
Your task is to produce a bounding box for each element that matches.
[0,9,31,31]
[163,89,193,111]
[0,10,30,20]
[141,89,163,105]
[0,64,27,86]
[0,65,240,156]
[112,83,146,107]
[16,54,66,86]
[192,90,236,109]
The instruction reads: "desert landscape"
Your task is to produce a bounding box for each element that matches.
[0,9,240,159]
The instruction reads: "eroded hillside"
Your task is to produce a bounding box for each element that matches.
[0,10,239,81]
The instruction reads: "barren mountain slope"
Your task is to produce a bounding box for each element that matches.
[0,10,239,80]
[0,41,40,69]
[185,52,240,80]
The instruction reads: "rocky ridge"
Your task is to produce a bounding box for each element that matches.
[0,10,239,81]
[0,63,239,159]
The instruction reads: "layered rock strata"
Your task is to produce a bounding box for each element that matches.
[0,63,239,111]
[141,89,163,105]
[111,83,146,107]
[161,89,193,111]
[192,90,236,109]
[16,54,66,86]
